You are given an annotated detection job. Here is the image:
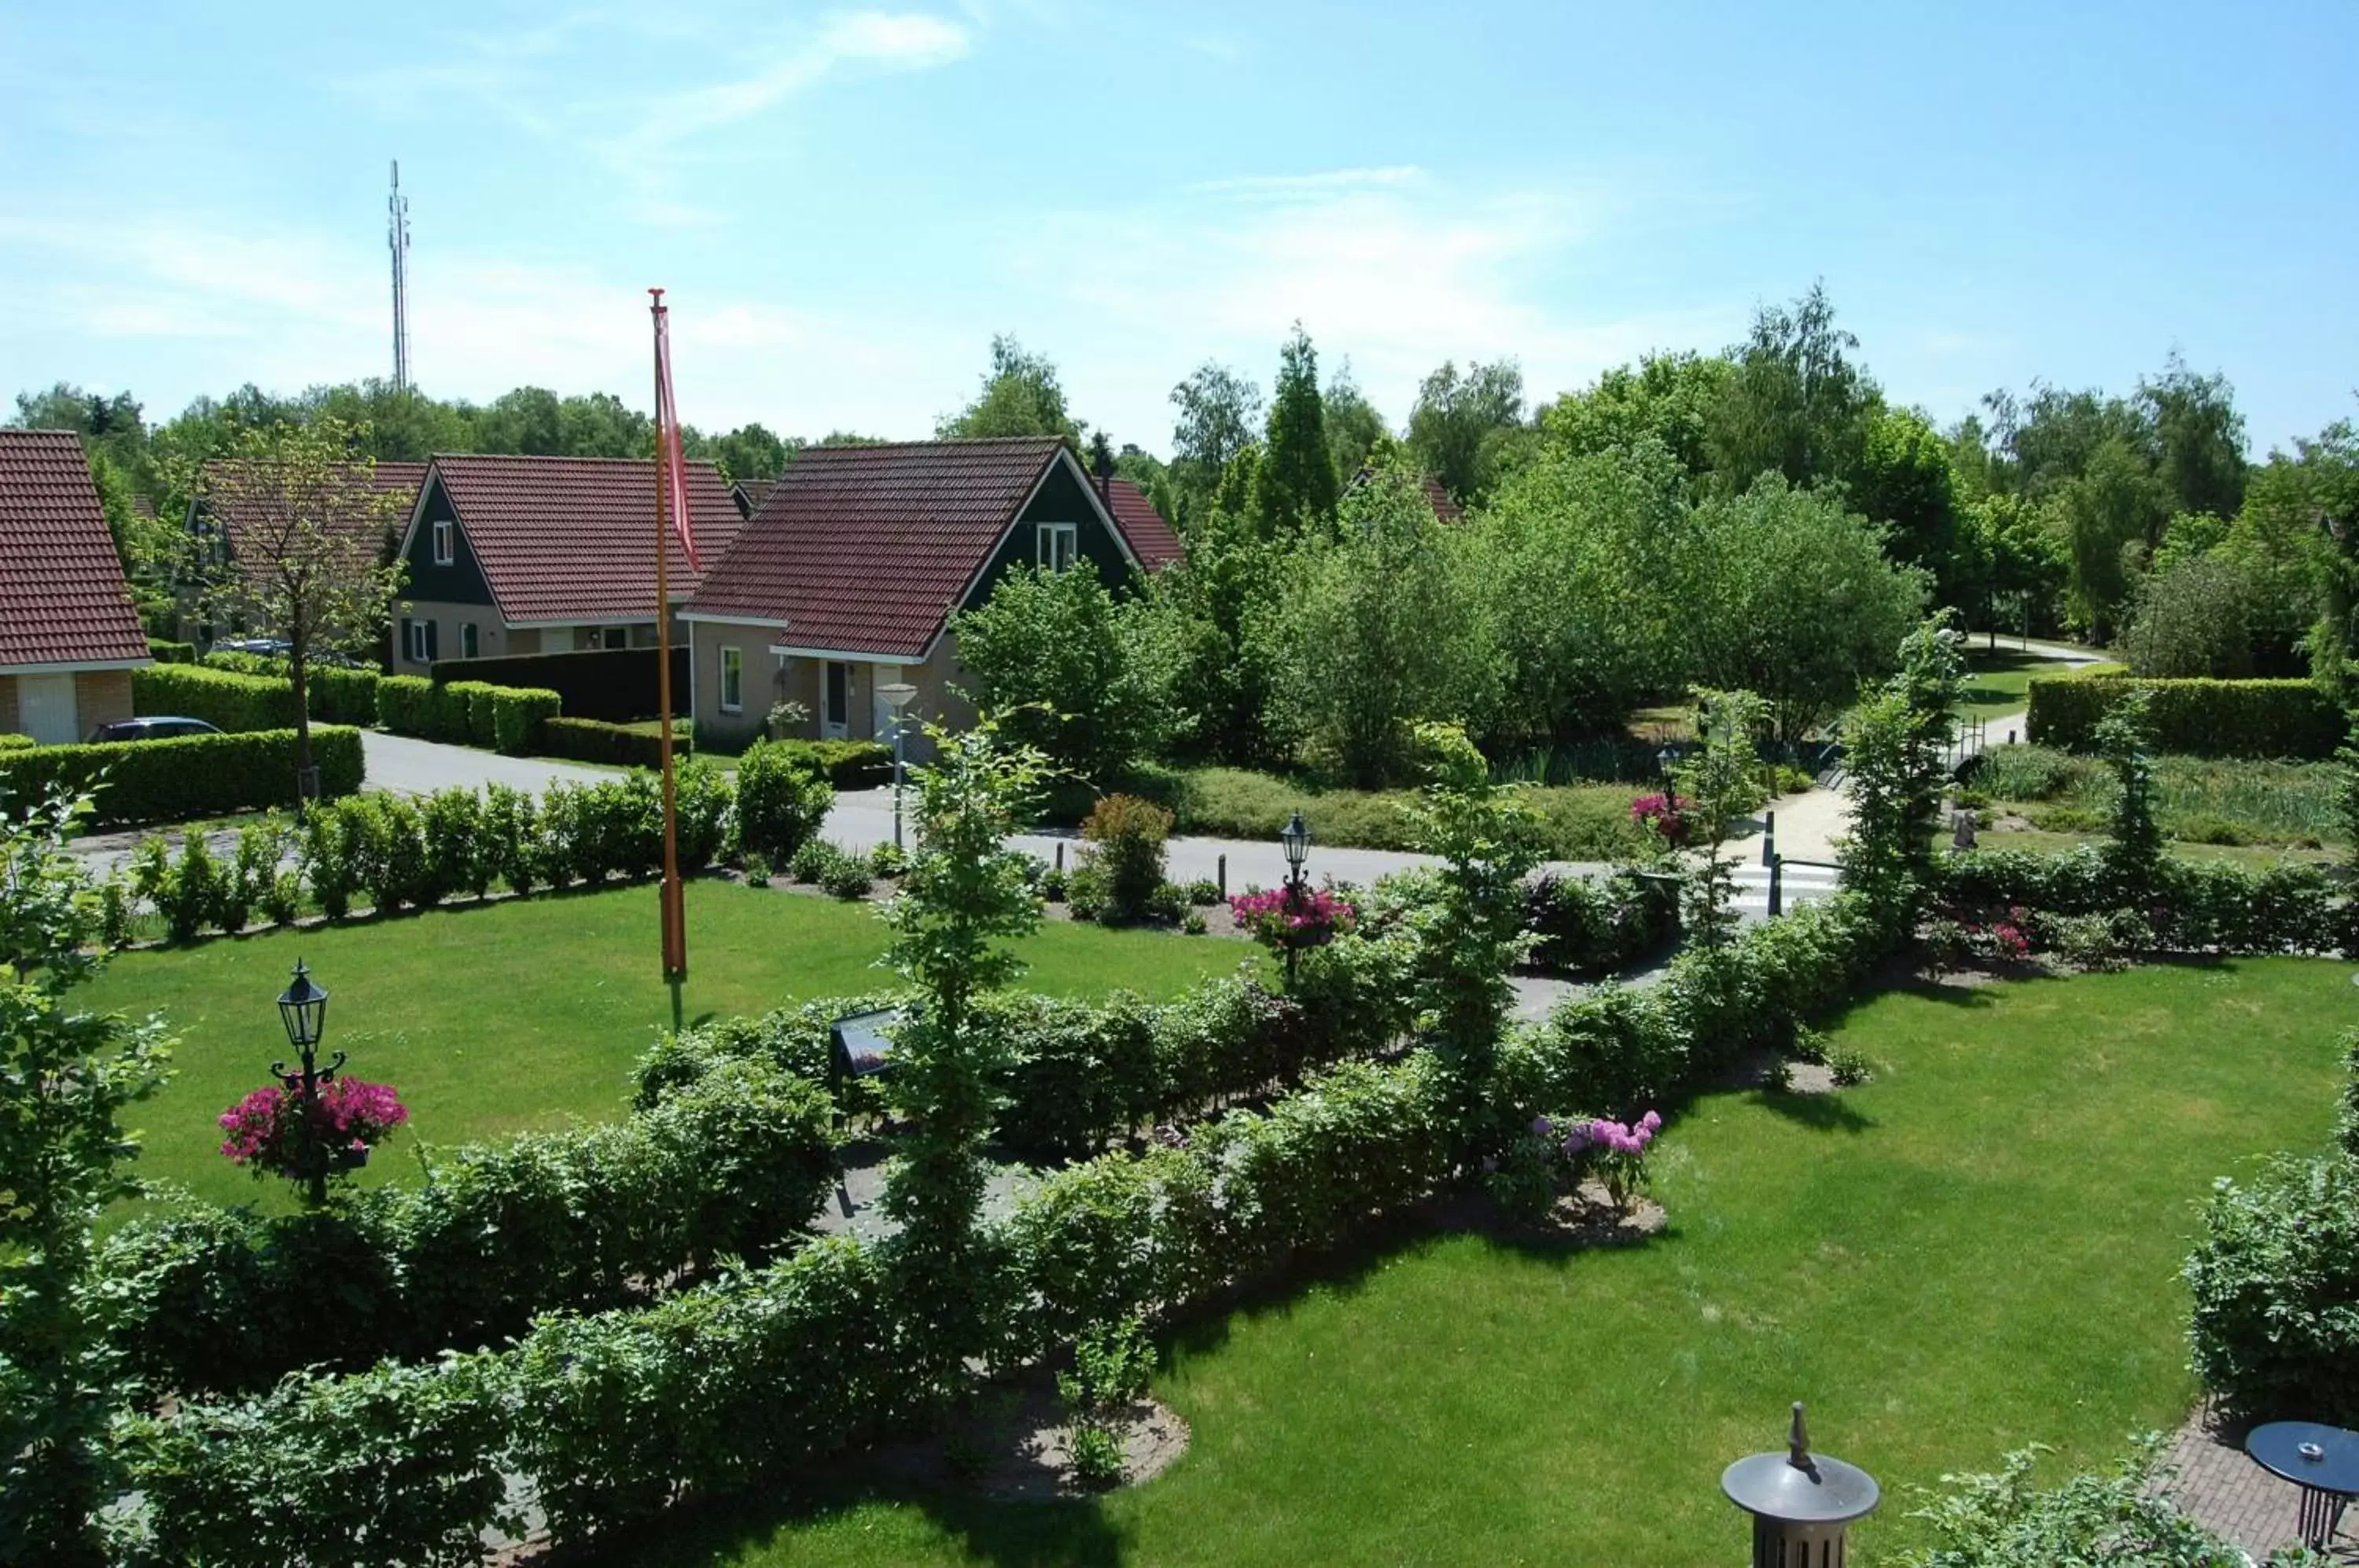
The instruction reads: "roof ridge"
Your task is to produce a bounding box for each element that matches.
[797,436,1068,453]
[431,451,723,467]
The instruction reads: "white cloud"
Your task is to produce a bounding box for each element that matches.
[1014,169,1741,445]
[613,11,971,153]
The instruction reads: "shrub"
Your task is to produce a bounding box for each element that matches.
[479,783,539,898]
[488,685,560,753]
[743,852,771,887]
[2026,673,2345,758]
[539,716,693,767]
[375,674,440,738]
[131,664,301,731]
[869,841,908,879]
[2186,1151,2359,1425]
[735,740,836,863]
[1901,1440,2252,1568]
[1184,878,1220,906]
[772,738,892,789]
[1077,793,1172,925]
[1058,1316,1152,1489]
[1524,869,1679,976]
[787,837,841,885]
[444,680,503,749]
[148,638,196,664]
[0,734,32,752]
[818,855,874,900]
[99,1058,836,1399]
[0,727,362,827]
[1143,882,1188,926]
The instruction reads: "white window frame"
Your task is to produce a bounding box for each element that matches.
[431,517,454,566]
[403,618,430,664]
[1036,521,1078,572]
[459,622,479,659]
[719,646,744,713]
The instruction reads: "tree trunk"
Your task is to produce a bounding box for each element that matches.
[289,613,312,813]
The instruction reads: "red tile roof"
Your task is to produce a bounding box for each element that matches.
[427,454,742,624]
[203,460,426,580]
[0,431,151,669]
[1101,476,1182,570]
[686,438,1070,660]
[1420,476,1464,525]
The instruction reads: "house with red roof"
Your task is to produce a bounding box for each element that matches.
[184,458,427,653]
[0,431,152,743]
[391,453,743,667]
[681,437,1161,756]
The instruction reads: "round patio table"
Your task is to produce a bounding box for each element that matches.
[2246,1420,2359,1552]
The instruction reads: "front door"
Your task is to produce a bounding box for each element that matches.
[823,661,850,740]
[17,674,77,745]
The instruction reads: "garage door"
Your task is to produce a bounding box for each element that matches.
[17,674,77,745]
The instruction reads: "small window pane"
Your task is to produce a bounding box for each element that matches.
[721,647,743,712]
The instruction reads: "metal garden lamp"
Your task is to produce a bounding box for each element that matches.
[1657,744,1678,798]
[270,960,345,1208]
[1279,810,1311,987]
[1722,1403,1880,1567]
[878,681,918,851]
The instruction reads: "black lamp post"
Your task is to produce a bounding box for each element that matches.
[270,959,344,1208]
[1279,810,1310,987]
[1656,744,1678,799]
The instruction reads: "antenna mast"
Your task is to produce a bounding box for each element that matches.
[388,160,412,392]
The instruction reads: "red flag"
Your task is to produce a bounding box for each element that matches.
[651,296,702,574]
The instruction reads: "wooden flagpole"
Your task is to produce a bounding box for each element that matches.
[650,289,687,998]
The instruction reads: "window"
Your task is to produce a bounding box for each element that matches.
[602,626,629,651]
[824,661,850,735]
[459,623,479,659]
[432,517,454,566]
[1036,522,1078,572]
[403,617,432,664]
[720,647,744,713]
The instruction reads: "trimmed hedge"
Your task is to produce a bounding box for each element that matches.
[0,734,32,753]
[0,726,362,826]
[202,650,385,727]
[98,1057,836,1400]
[429,646,687,723]
[147,638,195,664]
[542,716,693,768]
[773,738,893,790]
[1932,845,2353,959]
[132,664,300,731]
[2026,673,2346,758]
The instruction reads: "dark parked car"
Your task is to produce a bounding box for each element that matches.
[86,716,224,745]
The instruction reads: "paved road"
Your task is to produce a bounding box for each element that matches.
[361,731,613,796]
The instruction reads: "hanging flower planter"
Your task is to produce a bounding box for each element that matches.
[219,1077,407,1191]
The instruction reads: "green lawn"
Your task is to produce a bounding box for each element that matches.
[594,958,2350,1568]
[1956,646,2080,723]
[90,878,1257,1213]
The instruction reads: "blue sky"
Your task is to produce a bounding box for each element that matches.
[2,0,2353,455]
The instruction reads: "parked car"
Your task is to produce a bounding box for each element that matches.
[86,716,224,744]
[210,638,291,658]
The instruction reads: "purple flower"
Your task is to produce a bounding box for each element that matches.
[1531,1116,1553,1137]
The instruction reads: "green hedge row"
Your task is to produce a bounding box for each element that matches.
[99,1057,835,1399]
[639,930,1419,1165]
[541,716,692,768]
[375,675,558,753]
[133,664,300,731]
[201,650,383,727]
[772,738,893,789]
[147,638,195,664]
[1933,846,2355,958]
[113,880,1910,1564]
[0,727,362,826]
[2025,673,2347,758]
[123,766,739,938]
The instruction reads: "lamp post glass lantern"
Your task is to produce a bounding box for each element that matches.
[878,682,918,852]
[1279,810,1310,985]
[270,959,347,1207]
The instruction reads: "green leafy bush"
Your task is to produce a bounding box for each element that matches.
[2027,673,2345,758]
[771,738,892,789]
[375,674,440,738]
[0,726,362,826]
[148,638,196,663]
[1523,869,1680,976]
[2186,1150,2359,1424]
[1900,1439,2253,1568]
[818,854,874,900]
[98,1058,835,1399]
[539,715,693,767]
[735,740,836,863]
[786,837,841,885]
[488,685,560,753]
[1934,847,2346,958]
[0,734,32,753]
[131,664,301,731]
[1078,793,1172,925]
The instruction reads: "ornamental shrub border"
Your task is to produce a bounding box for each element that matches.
[174,653,560,753]
[0,726,363,827]
[131,663,301,731]
[119,885,1904,1562]
[201,650,385,727]
[99,1056,836,1401]
[541,715,692,768]
[118,765,734,940]
[2026,673,2346,759]
[1932,845,2357,959]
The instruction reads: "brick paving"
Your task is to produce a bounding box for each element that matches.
[2160,1401,2358,1562]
